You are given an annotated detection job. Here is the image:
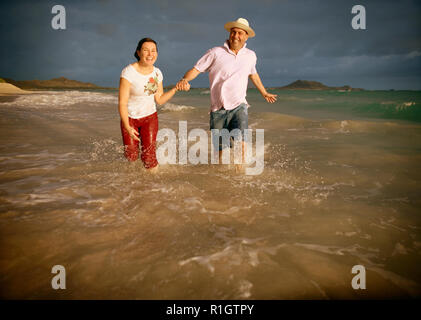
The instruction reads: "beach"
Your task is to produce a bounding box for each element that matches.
[0,83,32,96]
[0,88,420,299]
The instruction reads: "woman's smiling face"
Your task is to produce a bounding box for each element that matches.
[137,41,158,66]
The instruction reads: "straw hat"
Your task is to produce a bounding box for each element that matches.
[224,18,255,38]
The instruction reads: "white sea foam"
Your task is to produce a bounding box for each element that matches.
[380,101,416,110]
[396,101,416,110]
[159,103,195,112]
[4,192,75,206]
[0,90,117,108]
[339,120,350,133]
[179,239,285,276]
[89,139,122,161]
[236,279,253,298]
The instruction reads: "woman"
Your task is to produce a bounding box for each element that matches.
[118,38,187,172]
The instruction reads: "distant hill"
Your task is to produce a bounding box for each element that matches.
[3,77,114,90]
[282,80,329,90]
[273,80,364,91]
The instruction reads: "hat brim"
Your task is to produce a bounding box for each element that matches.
[224,22,255,38]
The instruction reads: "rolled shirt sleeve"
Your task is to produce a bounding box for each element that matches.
[194,49,216,73]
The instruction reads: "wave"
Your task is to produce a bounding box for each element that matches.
[159,103,195,112]
[353,101,421,122]
[321,118,421,133]
[254,111,421,135]
[381,101,416,109]
[0,90,117,108]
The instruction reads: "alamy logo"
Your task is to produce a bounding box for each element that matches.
[351,265,366,290]
[156,121,265,175]
[51,5,66,30]
[351,5,366,30]
[51,265,66,290]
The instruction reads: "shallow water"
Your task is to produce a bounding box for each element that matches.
[0,90,420,299]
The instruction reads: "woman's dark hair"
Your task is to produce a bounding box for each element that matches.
[134,38,158,61]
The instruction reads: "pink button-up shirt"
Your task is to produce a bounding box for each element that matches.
[194,41,257,111]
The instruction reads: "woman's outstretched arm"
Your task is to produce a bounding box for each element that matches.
[155,80,189,105]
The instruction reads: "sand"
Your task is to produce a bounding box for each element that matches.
[0,83,32,95]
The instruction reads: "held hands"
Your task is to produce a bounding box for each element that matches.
[263,92,277,103]
[175,79,190,91]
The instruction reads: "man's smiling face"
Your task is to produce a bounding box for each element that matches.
[228,27,249,52]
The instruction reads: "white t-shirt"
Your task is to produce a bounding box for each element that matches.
[120,64,163,119]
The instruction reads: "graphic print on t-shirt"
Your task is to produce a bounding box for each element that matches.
[144,72,159,95]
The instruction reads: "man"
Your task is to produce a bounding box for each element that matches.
[177,18,277,164]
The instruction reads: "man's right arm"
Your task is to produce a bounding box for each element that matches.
[183,67,201,82]
[177,67,201,91]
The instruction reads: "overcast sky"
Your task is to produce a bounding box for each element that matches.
[1,0,420,90]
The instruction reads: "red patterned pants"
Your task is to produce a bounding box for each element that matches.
[120,112,158,169]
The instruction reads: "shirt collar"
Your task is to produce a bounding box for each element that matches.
[224,40,247,55]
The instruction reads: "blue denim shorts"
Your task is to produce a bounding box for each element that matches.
[210,103,248,150]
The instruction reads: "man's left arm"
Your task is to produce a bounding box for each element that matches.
[249,73,277,103]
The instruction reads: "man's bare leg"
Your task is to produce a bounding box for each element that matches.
[234,141,246,173]
[218,142,245,172]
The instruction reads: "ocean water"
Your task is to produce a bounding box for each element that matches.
[0,89,420,299]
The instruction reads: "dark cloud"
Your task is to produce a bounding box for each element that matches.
[1,0,420,89]
[96,23,117,37]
